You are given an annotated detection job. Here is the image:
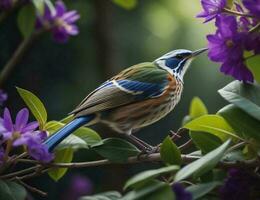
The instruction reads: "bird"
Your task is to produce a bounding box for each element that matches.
[44,48,207,152]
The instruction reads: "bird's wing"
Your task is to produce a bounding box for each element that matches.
[70,62,171,116]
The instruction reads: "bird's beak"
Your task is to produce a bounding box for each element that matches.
[192,48,208,57]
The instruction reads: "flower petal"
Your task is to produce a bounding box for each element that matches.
[55,1,66,17]
[52,27,69,43]
[3,108,13,132]
[62,11,80,23]
[22,121,39,133]
[15,108,29,131]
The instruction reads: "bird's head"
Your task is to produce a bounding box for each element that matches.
[154,48,207,82]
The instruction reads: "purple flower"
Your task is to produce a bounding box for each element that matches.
[27,139,53,163]
[172,183,192,200]
[207,15,254,82]
[62,175,93,200]
[0,108,53,162]
[197,0,226,23]
[0,90,8,106]
[220,59,254,82]
[37,1,80,43]
[247,33,260,54]
[243,0,260,18]
[220,169,260,200]
[0,108,38,142]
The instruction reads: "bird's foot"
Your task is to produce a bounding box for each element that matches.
[137,145,159,160]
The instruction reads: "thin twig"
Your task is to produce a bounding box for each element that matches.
[15,168,49,181]
[170,130,182,140]
[7,152,28,165]
[16,178,47,197]
[46,153,260,169]
[227,141,247,153]
[0,165,41,179]
[249,22,260,33]
[223,8,254,18]
[0,30,43,87]
[179,140,193,151]
[16,158,38,164]
[4,152,260,181]
[47,154,200,168]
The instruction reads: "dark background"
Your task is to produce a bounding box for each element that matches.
[0,0,233,199]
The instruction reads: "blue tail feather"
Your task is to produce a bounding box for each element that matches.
[44,115,95,152]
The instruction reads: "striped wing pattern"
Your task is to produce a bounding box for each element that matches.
[71,62,171,117]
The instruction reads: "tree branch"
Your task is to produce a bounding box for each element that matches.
[0,165,41,179]
[16,178,47,197]
[5,151,260,181]
[0,31,43,87]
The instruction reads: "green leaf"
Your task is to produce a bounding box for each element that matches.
[60,115,74,123]
[124,165,179,190]
[44,121,64,133]
[218,104,260,141]
[73,126,101,146]
[17,5,36,38]
[48,148,73,181]
[93,138,140,163]
[175,140,231,181]
[186,182,221,200]
[5,182,27,200]
[112,0,137,9]
[45,121,101,149]
[16,87,47,129]
[184,114,240,141]
[218,81,260,120]
[80,191,122,200]
[189,97,208,119]
[247,55,260,83]
[160,136,182,165]
[31,0,44,15]
[139,182,174,200]
[190,132,222,154]
[0,180,26,200]
[122,181,175,200]
[56,134,89,150]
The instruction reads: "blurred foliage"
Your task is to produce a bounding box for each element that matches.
[1,0,260,199]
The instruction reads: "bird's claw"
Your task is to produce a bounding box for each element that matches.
[137,146,159,160]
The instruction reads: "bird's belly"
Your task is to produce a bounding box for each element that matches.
[101,89,182,134]
[137,92,179,128]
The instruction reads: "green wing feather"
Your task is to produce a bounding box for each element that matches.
[70,62,169,117]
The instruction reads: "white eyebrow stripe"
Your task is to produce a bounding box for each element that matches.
[112,80,143,95]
